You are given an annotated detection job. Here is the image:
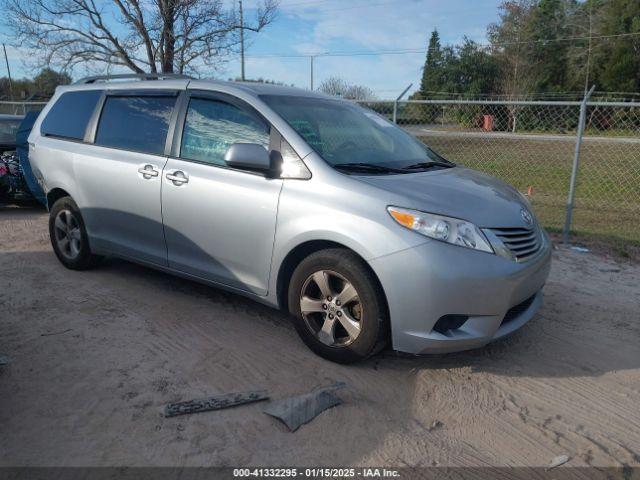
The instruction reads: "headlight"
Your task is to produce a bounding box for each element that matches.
[387,206,493,253]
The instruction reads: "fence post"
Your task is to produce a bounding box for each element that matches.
[563,85,595,243]
[392,83,412,124]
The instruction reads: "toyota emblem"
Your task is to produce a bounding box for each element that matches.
[521,208,533,225]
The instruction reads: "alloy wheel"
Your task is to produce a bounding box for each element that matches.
[53,209,82,260]
[300,270,363,347]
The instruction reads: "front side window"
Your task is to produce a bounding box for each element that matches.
[41,90,102,140]
[180,98,270,166]
[95,95,176,155]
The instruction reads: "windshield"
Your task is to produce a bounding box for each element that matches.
[260,94,453,172]
[0,119,20,144]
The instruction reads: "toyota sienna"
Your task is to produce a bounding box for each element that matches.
[28,75,551,363]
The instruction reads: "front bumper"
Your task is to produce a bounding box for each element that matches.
[368,231,552,354]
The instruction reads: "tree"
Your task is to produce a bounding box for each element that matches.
[1,68,70,99]
[229,77,292,86]
[416,33,498,98]
[450,38,499,95]
[488,1,539,131]
[318,77,375,100]
[565,0,600,94]
[528,0,570,92]
[419,30,446,96]
[318,77,349,96]
[33,68,72,97]
[344,84,376,101]
[0,77,31,100]
[3,0,278,75]
[488,0,539,98]
[591,0,640,93]
[410,0,638,113]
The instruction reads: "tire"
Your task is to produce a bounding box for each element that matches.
[288,248,389,363]
[49,196,102,270]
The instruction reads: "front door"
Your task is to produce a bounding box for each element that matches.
[161,92,282,295]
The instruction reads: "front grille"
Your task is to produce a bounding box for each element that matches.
[501,295,536,326]
[490,227,541,262]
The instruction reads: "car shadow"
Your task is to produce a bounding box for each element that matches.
[0,202,46,215]
[3,205,639,383]
[2,222,638,384]
[38,244,640,381]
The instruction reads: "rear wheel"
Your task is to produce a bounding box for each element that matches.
[49,197,102,270]
[288,248,389,363]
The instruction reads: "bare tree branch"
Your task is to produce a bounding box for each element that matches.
[319,76,376,100]
[2,0,279,75]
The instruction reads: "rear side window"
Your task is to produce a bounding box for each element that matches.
[0,119,21,144]
[40,90,102,140]
[180,98,270,166]
[95,95,176,155]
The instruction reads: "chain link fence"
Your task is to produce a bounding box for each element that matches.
[0,101,48,115]
[358,98,640,247]
[1,98,638,247]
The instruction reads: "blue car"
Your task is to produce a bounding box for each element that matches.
[0,112,46,205]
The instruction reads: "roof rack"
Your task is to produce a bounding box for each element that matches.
[74,73,193,85]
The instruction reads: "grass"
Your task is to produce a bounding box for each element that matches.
[417,135,640,251]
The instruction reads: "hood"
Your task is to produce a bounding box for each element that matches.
[355,166,534,228]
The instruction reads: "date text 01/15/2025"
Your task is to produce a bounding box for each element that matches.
[233,468,401,478]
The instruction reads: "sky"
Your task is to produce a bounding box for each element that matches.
[223,0,503,97]
[1,0,503,99]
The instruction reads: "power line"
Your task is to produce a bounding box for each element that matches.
[483,31,640,47]
[295,0,409,13]
[246,31,640,59]
[278,0,333,7]
[278,0,337,7]
[280,0,404,11]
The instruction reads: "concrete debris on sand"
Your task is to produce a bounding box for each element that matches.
[164,390,269,417]
[40,328,73,337]
[263,382,346,432]
[547,455,570,470]
[427,420,443,431]
[569,246,589,253]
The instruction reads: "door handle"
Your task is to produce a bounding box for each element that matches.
[166,170,189,185]
[138,164,159,179]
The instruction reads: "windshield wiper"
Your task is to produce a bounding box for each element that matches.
[402,160,454,170]
[333,163,408,174]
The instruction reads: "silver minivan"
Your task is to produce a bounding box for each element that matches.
[29,74,551,363]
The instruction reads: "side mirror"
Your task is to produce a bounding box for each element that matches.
[224,143,272,172]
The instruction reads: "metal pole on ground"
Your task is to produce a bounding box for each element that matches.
[563,84,595,243]
[239,0,245,81]
[392,83,412,124]
[3,44,13,102]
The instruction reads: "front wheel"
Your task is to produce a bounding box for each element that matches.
[49,196,102,270]
[288,249,389,363]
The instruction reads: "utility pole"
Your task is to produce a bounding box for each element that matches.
[239,0,245,81]
[584,2,593,96]
[309,54,326,90]
[2,44,13,101]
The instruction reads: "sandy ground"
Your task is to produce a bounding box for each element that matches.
[1,206,639,469]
